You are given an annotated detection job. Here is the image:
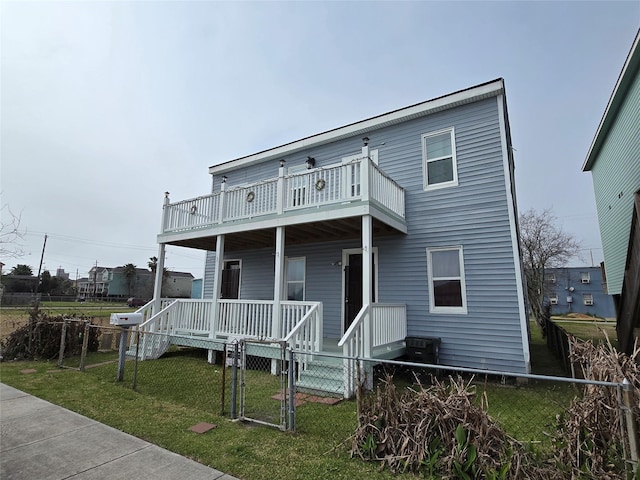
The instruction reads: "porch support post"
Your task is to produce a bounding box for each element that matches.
[208,234,225,363]
[362,214,373,358]
[273,226,285,339]
[153,192,170,315]
[152,243,166,313]
[272,226,285,375]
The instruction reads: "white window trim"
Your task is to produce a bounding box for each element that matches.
[284,256,306,301]
[547,273,556,284]
[422,127,459,191]
[581,272,591,284]
[583,294,594,306]
[549,294,559,305]
[426,245,468,314]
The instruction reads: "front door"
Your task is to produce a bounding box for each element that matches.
[343,250,376,333]
[221,260,240,299]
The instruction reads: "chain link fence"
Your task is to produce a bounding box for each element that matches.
[51,325,639,477]
[288,351,639,478]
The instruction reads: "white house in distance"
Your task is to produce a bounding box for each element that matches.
[136,78,530,397]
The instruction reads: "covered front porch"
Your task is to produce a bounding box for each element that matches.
[137,143,408,396]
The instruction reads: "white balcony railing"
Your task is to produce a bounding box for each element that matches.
[162,157,405,234]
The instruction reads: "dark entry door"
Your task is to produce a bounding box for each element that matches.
[221,261,240,299]
[344,253,375,332]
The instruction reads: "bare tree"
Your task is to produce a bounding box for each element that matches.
[0,204,25,258]
[519,208,581,332]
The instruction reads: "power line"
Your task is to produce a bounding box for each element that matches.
[25,231,155,251]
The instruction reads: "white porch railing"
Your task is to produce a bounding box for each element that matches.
[217,299,274,338]
[162,157,405,234]
[372,304,407,347]
[338,303,407,397]
[132,299,321,347]
[283,302,323,373]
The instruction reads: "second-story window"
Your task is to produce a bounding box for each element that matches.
[422,127,458,190]
[581,272,591,284]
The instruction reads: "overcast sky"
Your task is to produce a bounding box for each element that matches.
[1,1,639,281]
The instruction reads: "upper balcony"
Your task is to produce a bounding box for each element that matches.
[158,156,406,251]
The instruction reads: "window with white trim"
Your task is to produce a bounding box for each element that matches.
[426,246,467,314]
[285,257,305,301]
[581,272,590,284]
[583,294,593,306]
[549,293,558,305]
[422,128,458,190]
[547,273,556,284]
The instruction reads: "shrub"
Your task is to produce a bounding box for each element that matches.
[1,312,98,361]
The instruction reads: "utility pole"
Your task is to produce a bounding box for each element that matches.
[33,234,48,311]
[29,234,47,355]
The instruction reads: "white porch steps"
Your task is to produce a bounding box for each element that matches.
[296,360,344,397]
[126,335,170,360]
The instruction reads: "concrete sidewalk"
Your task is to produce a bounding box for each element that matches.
[0,383,239,480]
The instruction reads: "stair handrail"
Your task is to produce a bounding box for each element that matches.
[337,304,369,352]
[129,300,180,352]
[283,302,322,352]
[338,304,369,398]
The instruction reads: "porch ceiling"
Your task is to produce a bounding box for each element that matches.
[168,217,403,252]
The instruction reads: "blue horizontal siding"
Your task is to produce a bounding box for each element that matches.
[204,96,528,373]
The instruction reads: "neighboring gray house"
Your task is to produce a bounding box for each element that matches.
[582,29,640,354]
[544,266,616,319]
[140,79,530,396]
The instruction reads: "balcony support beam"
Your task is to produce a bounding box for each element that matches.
[271,225,285,374]
[362,214,373,359]
[273,226,285,339]
[208,234,225,363]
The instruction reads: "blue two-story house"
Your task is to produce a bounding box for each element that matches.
[544,266,616,319]
[135,78,530,396]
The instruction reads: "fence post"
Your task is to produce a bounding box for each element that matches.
[288,349,295,431]
[220,345,227,416]
[356,359,362,423]
[230,342,238,419]
[622,379,639,476]
[132,331,140,390]
[79,321,90,371]
[57,320,68,368]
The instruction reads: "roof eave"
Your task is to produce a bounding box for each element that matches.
[209,78,505,175]
[583,29,640,172]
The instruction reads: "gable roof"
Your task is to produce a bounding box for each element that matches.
[583,29,640,171]
[209,78,506,175]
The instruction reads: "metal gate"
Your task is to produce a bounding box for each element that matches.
[233,339,292,431]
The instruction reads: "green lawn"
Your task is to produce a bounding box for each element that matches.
[0,319,590,480]
[0,357,414,480]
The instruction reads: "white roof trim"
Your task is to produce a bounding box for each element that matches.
[210,79,505,175]
[583,29,640,171]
